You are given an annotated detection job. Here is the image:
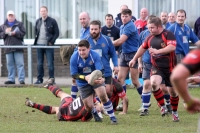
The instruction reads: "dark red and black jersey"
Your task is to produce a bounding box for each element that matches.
[182,48,200,75]
[142,29,177,72]
[58,96,92,122]
[110,78,126,111]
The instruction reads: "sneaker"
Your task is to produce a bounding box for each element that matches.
[110,117,118,125]
[4,81,15,84]
[160,106,168,117]
[166,104,172,113]
[25,97,34,107]
[34,80,43,84]
[43,78,55,88]
[172,112,179,122]
[140,109,149,116]
[20,81,25,84]
[92,112,102,122]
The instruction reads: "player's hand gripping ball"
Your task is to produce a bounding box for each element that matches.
[88,70,102,86]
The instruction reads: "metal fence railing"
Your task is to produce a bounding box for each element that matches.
[0,44,197,84]
[0,45,60,84]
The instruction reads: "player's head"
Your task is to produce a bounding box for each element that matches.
[79,12,90,28]
[160,11,168,25]
[89,20,101,40]
[168,12,176,23]
[176,9,186,26]
[105,14,114,28]
[147,17,163,35]
[121,9,132,24]
[77,40,90,59]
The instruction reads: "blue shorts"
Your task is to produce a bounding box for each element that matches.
[142,62,152,80]
[120,52,138,68]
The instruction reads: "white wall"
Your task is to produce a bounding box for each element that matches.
[108,0,138,19]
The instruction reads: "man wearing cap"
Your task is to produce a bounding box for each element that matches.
[0,10,26,84]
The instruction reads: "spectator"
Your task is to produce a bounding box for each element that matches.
[160,11,168,29]
[34,6,59,84]
[135,8,149,34]
[0,10,26,84]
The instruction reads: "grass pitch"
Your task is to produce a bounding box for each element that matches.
[0,86,199,133]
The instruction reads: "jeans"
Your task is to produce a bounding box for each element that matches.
[36,44,54,81]
[6,52,25,82]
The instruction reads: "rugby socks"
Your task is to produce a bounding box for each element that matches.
[103,100,116,120]
[142,92,151,109]
[71,85,78,100]
[47,85,62,97]
[137,85,143,98]
[152,88,165,106]
[170,96,179,112]
[122,84,126,93]
[164,94,171,105]
[32,103,52,114]
[95,96,101,103]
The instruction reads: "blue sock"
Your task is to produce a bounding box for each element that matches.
[164,94,170,105]
[71,85,78,100]
[95,96,101,102]
[122,84,126,93]
[142,92,151,109]
[103,100,115,119]
[137,85,143,98]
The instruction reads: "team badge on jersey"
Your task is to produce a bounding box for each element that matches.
[102,43,105,47]
[89,61,93,65]
[161,42,166,48]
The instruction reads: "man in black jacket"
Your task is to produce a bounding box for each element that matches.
[0,10,26,84]
[34,6,59,84]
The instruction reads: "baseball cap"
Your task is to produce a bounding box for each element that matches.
[7,10,15,16]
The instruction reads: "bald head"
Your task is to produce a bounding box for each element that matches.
[160,11,168,24]
[168,12,176,23]
[79,12,90,28]
[140,8,149,20]
[120,5,128,13]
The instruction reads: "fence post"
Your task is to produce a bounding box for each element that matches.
[27,45,33,84]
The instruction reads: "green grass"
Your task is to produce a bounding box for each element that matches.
[0,87,199,133]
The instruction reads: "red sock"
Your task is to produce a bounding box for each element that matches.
[33,103,52,114]
[170,96,179,112]
[48,85,62,97]
[153,88,165,106]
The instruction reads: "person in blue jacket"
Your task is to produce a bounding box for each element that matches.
[167,9,200,63]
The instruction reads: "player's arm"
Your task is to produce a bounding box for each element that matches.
[149,44,176,55]
[113,34,128,46]
[120,95,128,114]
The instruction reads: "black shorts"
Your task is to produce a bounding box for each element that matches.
[120,52,138,68]
[78,83,105,100]
[151,66,172,87]
[105,76,112,84]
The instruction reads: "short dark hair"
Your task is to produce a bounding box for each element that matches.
[90,20,101,28]
[121,9,132,16]
[148,15,156,21]
[177,9,186,17]
[147,17,162,27]
[105,14,113,19]
[78,40,90,48]
[40,6,48,12]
